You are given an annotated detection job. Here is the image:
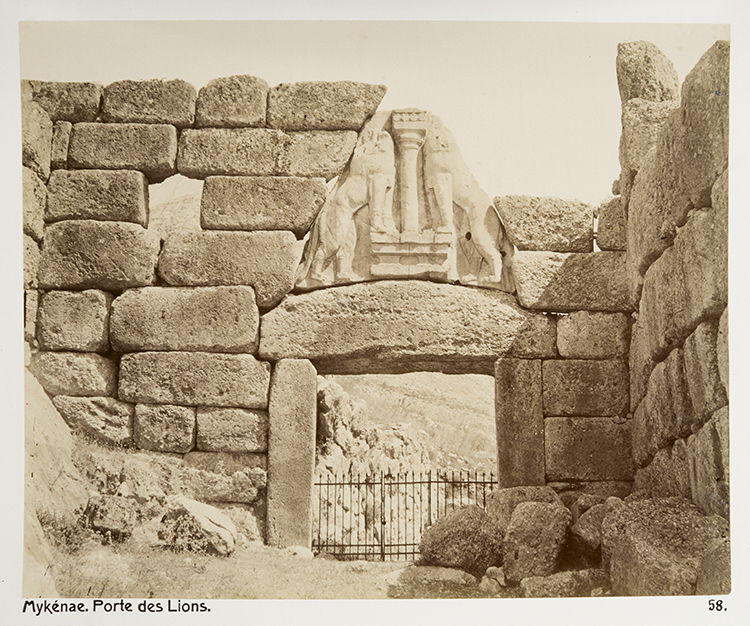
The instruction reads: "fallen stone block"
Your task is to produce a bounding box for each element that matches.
[52,396,133,446]
[521,568,609,598]
[84,495,137,540]
[556,311,629,359]
[22,100,52,181]
[616,41,679,102]
[159,495,237,556]
[26,80,102,122]
[570,503,607,550]
[50,121,72,169]
[484,486,563,534]
[196,407,268,453]
[134,404,196,453]
[22,167,45,241]
[37,289,111,352]
[596,196,626,251]
[102,79,196,127]
[195,75,268,128]
[542,359,628,416]
[31,351,117,397]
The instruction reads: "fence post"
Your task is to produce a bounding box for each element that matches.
[379,472,386,561]
[427,470,432,528]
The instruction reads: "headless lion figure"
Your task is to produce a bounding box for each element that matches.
[299,129,396,285]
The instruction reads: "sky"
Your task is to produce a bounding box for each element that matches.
[18,21,729,207]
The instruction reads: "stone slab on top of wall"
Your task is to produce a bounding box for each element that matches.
[102,79,196,127]
[25,80,103,122]
[196,75,269,128]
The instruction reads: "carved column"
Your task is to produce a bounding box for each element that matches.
[391,110,428,235]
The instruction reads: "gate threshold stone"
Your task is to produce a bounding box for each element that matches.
[259,280,556,374]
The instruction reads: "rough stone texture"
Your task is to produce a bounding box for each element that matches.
[134,404,196,453]
[183,451,267,474]
[52,396,133,446]
[159,495,237,556]
[556,311,629,359]
[110,286,259,353]
[542,360,628,416]
[513,251,629,312]
[38,220,160,291]
[196,407,268,453]
[68,122,178,183]
[596,196,626,251]
[570,503,607,550]
[22,100,52,181]
[177,128,357,180]
[521,569,609,598]
[695,538,731,595]
[267,81,386,131]
[196,75,268,128]
[26,81,102,122]
[200,176,327,236]
[23,167,45,241]
[51,121,72,169]
[119,352,271,409]
[30,351,117,397]
[46,169,149,225]
[385,565,477,593]
[603,497,729,595]
[102,79,196,127]
[484,486,563,533]
[37,289,111,352]
[24,235,40,289]
[717,308,728,393]
[24,290,38,344]
[158,231,300,308]
[545,418,634,481]
[569,493,607,522]
[682,320,727,424]
[503,502,571,582]
[177,453,267,505]
[686,407,729,519]
[616,41,679,103]
[620,98,679,172]
[494,360,545,486]
[493,196,594,252]
[629,317,654,411]
[267,359,317,548]
[84,495,137,540]
[260,281,556,374]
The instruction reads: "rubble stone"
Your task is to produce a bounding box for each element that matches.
[134,404,196,453]
[52,396,133,446]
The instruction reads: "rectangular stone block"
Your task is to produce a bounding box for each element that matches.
[281,131,358,178]
[23,166,45,241]
[38,220,160,290]
[493,196,594,252]
[683,320,727,425]
[134,404,196,453]
[24,290,38,344]
[158,231,300,308]
[51,121,72,169]
[24,235,40,289]
[556,311,629,359]
[620,98,679,173]
[542,360,628,417]
[102,79,196,127]
[52,396,133,447]
[196,75,268,128]
[22,100,52,181]
[267,359,317,548]
[196,407,268,453]
[110,286,259,353]
[183,451,267,474]
[200,176,326,236]
[513,251,629,312]
[30,351,117,397]
[46,169,149,225]
[26,80,102,122]
[495,359,545,486]
[119,352,270,408]
[37,290,111,352]
[545,417,634,481]
[596,196,626,251]
[68,122,177,183]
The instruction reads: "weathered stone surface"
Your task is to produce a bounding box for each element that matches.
[182,451,267,474]
[596,196,626,251]
[634,439,691,500]
[717,308,728,393]
[46,169,149,225]
[24,290,38,344]
[569,493,607,522]
[31,351,117,397]
[102,79,196,127]
[53,396,133,446]
[494,360,545,486]
[85,495,136,540]
[521,569,609,598]
[196,407,268,453]
[485,486,562,532]
[50,121,71,169]
[160,495,237,556]
[110,286,259,353]
[260,281,556,374]
[545,418,633,481]
[513,251,629,312]
[22,100,52,181]
[158,231,299,308]
[687,407,729,519]
[267,81,386,131]
[603,497,729,595]
[23,167,45,241]
[542,360,628,416]
[629,317,654,412]
[26,81,102,122]
[493,196,593,252]
[616,41,679,103]
[68,123,178,183]
[385,565,477,593]
[683,320,727,424]
[620,98,679,172]
[196,75,268,128]
[571,503,607,550]
[419,505,504,576]
[177,454,267,505]
[24,235,40,289]
[37,289,111,352]
[201,176,327,235]
[556,311,629,359]
[282,131,359,178]
[503,502,571,582]
[134,404,196,453]
[695,538,731,595]
[267,359,317,548]
[119,352,270,409]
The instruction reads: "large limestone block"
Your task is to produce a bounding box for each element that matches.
[158,231,300,308]
[616,41,679,103]
[542,360,628,416]
[281,130,358,178]
[260,281,557,374]
[196,407,268,453]
[38,220,160,290]
[30,351,117,397]
[22,167,45,241]
[717,308,728,393]
[37,289,111,352]
[24,235,40,289]
[110,286,259,353]
[695,539,731,595]
[50,121,72,169]
[196,75,268,128]
[267,359,317,548]
[102,79,196,127]
[46,169,149,225]
[201,176,327,235]
[545,418,633,481]
[68,122,178,183]
[134,403,196,453]
[556,311,629,359]
[22,100,52,181]
[682,320,727,423]
[512,251,629,312]
[620,98,679,173]
[633,440,691,500]
[629,317,654,412]
[687,407,729,519]
[52,396,133,446]
[596,196,626,251]
[267,81,386,131]
[484,486,563,533]
[119,352,271,408]
[493,196,593,252]
[26,80,102,122]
